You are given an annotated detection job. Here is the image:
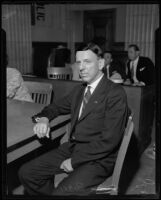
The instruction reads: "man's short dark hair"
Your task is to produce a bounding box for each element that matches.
[76,42,103,58]
[128,44,140,51]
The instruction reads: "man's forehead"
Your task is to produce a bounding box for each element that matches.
[76,50,98,60]
[104,53,112,57]
[128,47,135,51]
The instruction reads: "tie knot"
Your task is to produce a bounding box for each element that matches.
[84,86,91,100]
[79,86,91,118]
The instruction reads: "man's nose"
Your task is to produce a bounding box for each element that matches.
[79,62,85,71]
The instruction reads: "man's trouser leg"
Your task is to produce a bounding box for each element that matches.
[18,142,72,195]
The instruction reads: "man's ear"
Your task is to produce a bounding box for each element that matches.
[136,51,140,57]
[98,58,105,70]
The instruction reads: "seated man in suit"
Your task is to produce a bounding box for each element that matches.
[102,51,126,81]
[124,44,155,86]
[19,43,129,196]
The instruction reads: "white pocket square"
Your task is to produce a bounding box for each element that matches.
[140,67,146,71]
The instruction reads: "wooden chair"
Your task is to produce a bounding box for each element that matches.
[95,115,134,195]
[13,115,134,195]
[24,81,53,105]
[47,67,73,80]
[54,115,134,195]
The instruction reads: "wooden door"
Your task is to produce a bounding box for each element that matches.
[84,9,116,52]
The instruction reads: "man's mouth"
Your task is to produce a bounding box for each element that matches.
[80,74,88,77]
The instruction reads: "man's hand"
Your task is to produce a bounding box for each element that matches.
[33,117,50,138]
[132,81,145,86]
[60,158,73,173]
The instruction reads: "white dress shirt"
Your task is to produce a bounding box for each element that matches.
[130,56,139,83]
[78,74,104,118]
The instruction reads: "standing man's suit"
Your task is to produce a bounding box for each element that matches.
[19,76,129,196]
[126,56,155,85]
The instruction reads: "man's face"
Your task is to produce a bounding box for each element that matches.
[76,50,104,84]
[103,53,112,65]
[128,47,139,61]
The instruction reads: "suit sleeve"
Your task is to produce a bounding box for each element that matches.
[32,86,78,122]
[144,58,155,85]
[71,85,129,168]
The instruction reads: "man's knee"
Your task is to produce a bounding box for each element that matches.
[52,181,86,196]
[18,163,31,182]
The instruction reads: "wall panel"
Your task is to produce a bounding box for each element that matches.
[2,4,32,74]
[125,4,159,63]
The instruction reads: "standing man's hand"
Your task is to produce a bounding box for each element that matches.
[33,117,50,138]
[60,158,73,173]
[132,81,145,86]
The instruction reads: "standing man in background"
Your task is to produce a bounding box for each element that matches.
[124,44,155,86]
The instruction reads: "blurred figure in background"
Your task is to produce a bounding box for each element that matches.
[7,67,33,102]
[102,51,126,82]
[124,44,155,86]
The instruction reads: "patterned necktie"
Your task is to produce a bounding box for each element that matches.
[80,86,91,117]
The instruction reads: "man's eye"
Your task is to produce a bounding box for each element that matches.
[84,60,91,64]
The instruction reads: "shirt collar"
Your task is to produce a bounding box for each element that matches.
[132,56,139,65]
[87,73,104,93]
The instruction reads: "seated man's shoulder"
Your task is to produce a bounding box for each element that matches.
[140,56,153,63]
[108,81,126,97]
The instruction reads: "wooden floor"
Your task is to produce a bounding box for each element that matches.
[119,117,156,195]
[125,142,156,195]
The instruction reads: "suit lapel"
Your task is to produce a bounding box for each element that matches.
[70,84,86,132]
[136,56,141,76]
[78,76,107,122]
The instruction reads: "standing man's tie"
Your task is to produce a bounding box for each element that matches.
[80,86,91,117]
[131,61,134,80]
[131,61,138,83]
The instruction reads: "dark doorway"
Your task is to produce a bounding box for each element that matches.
[83,9,116,52]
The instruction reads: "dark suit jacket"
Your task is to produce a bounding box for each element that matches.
[126,56,155,85]
[33,76,129,171]
[102,61,126,80]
